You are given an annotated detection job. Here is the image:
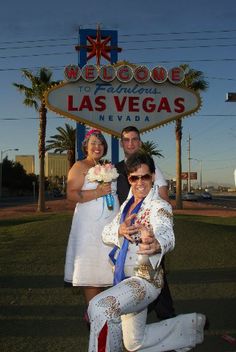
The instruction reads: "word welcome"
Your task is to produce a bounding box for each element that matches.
[64,64,185,84]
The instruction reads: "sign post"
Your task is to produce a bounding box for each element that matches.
[75,27,121,162]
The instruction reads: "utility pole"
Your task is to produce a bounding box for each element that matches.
[199,159,202,190]
[187,134,191,192]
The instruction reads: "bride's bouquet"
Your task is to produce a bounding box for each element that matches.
[87,162,119,210]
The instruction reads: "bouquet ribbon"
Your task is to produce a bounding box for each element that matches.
[105,193,114,210]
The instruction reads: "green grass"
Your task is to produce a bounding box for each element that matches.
[168,215,236,270]
[0,213,89,352]
[0,213,236,351]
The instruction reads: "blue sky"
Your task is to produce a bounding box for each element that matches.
[0,0,236,187]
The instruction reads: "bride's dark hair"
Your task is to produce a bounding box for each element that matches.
[81,130,108,157]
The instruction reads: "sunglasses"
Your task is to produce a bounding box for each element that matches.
[128,174,152,183]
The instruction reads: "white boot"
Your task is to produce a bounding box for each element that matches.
[175,313,206,352]
[196,313,206,344]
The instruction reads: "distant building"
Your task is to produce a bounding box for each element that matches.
[16,155,35,174]
[45,152,69,178]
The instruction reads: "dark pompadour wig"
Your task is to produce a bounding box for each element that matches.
[126,151,155,175]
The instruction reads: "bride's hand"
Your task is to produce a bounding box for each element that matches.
[96,182,111,197]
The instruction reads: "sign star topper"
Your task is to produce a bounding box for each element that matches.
[75,25,122,66]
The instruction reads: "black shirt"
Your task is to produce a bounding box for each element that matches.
[115,160,130,206]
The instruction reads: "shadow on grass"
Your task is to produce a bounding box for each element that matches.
[1,268,236,289]
[1,304,83,318]
[0,215,56,227]
[0,317,89,337]
[168,268,236,284]
[0,275,64,288]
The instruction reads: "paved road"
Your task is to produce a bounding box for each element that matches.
[201,194,236,209]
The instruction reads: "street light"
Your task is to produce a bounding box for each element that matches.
[191,158,203,190]
[0,148,19,161]
[0,148,19,198]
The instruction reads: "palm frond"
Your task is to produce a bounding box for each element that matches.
[46,124,76,160]
[141,141,164,158]
[23,98,38,110]
[180,64,208,92]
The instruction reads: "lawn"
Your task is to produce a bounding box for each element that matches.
[0,213,236,352]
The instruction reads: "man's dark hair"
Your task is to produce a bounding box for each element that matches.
[126,151,155,175]
[120,126,141,140]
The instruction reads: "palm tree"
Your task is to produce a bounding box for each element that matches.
[113,60,136,69]
[46,123,76,169]
[141,141,164,158]
[175,64,208,209]
[13,68,59,212]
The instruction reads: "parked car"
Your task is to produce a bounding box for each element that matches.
[52,188,63,198]
[200,191,212,200]
[182,192,199,201]
[169,192,176,200]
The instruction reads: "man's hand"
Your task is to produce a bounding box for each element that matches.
[137,226,161,255]
[118,214,138,242]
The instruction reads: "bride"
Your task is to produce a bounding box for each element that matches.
[64,129,119,305]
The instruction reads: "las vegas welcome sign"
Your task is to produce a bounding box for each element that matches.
[44,64,201,137]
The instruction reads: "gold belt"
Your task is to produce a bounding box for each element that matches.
[134,264,164,289]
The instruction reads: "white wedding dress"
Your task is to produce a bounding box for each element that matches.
[64,175,119,287]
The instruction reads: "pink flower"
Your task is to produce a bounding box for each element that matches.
[87,163,119,183]
[105,163,112,170]
[94,165,101,175]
